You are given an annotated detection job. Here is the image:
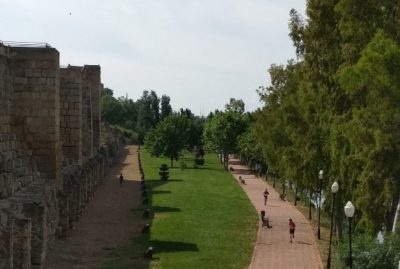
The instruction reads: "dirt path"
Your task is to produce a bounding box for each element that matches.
[229,158,323,269]
[45,145,143,269]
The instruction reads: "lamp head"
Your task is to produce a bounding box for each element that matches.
[331,181,339,194]
[344,201,355,218]
[319,169,323,179]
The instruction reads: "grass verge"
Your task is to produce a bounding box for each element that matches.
[103,150,258,269]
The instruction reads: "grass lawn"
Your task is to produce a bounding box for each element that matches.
[103,150,258,269]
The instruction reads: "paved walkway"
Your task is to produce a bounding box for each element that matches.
[228,159,323,269]
[45,145,144,268]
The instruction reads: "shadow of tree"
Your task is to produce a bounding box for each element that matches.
[152,190,172,195]
[150,240,199,253]
[152,206,181,213]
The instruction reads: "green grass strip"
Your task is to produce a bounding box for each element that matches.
[103,150,258,269]
[145,152,258,269]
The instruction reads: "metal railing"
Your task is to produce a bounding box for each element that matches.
[0,41,52,48]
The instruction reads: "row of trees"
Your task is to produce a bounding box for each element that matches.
[252,0,400,238]
[101,89,172,142]
[143,97,248,168]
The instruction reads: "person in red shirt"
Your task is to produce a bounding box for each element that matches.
[289,218,296,243]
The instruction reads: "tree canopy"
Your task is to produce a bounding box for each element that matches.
[254,1,400,236]
[144,113,192,167]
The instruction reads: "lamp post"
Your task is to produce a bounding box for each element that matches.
[344,201,355,269]
[327,181,339,269]
[317,169,323,240]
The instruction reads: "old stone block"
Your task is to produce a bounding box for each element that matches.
[0,220,13,269]
[14,77,28,85]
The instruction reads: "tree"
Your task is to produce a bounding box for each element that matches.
[225,98,245,113]
[337,30,400,233]
[101,87,114,96]
[160,94,172,119]
[203,111,248,169]
[101,90,123,125]
[136,90,160,143]
[118,96,137,129]
[144,113,190,167]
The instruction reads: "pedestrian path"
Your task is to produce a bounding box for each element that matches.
[45,145,143,268]
[229,158,323,269]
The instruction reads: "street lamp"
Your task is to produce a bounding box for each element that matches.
[317,169,323,240]
[344,201,355,269]
[327,181,339,269]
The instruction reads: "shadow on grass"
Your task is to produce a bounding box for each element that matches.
[150,240,199,253]
[146,178,184,183]
[152,206,181,213]
[152,190,172,195]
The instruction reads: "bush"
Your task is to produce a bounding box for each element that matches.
[195,158,205,165]
[338,233,400,269]
[159,164,169,181]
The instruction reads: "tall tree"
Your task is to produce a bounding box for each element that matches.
[225,98,245,113]
[101,89,123,125]
[145,113,191,167]
[203,111,248,169]
[337,30,400,233]
[136,90,160,142]
[160,94,172,119]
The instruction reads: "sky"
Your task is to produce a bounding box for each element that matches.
[0,0,306,115]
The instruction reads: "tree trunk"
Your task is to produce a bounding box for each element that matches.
[223,152,229,170]
[392,195,400,232]
[294,187,298,206]
[309,189,312,220]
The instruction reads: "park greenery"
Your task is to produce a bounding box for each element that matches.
[101,1,400,267]
[249,1,400,267]
[101,89,173,143]
[254,1,400,236]
[144,113,193,167]
[102,150,257,269]
[203,109,250,169]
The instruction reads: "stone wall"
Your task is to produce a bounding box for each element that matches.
[10,47,61,187]
[0,42,126,269]
[81,65,101,162]
[60,66,82,164]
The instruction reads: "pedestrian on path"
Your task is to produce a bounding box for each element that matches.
[289,218,296,243]
[119,173,124,186]
[263,188,269,205]
[260,210,272,228]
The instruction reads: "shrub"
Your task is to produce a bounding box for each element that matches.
[159,164,169,181]
[338,233,400,269]
[195,158,205,165]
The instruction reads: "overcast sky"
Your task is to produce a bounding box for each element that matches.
[0,0,306,115]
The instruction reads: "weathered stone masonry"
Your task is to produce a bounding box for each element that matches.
[0,43,125,269]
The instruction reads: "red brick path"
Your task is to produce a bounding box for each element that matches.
[229,158,323,269]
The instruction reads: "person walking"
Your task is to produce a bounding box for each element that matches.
[263,188,269,205]
[119,173,124,186]
[289,218,296,243]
